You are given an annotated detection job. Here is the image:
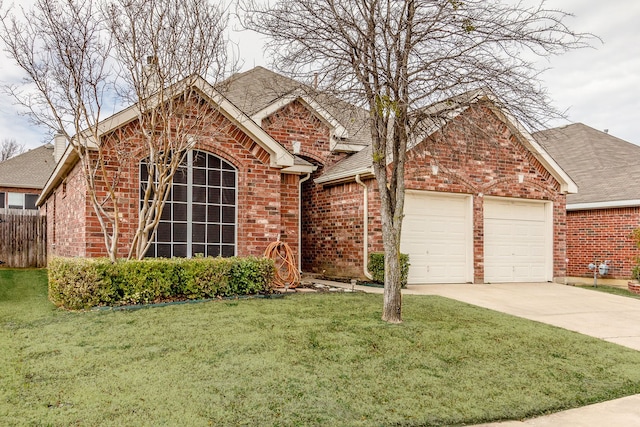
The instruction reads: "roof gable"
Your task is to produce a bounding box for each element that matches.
[318,91,578,194]
[39,75,315,204]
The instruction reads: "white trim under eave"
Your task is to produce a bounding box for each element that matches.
[314,167,374,185]
[567,200,640,211]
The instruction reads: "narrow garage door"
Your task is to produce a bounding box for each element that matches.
[484,198,552,283]
[401,191,472,284]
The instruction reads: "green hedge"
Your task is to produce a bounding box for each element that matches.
[48,256,275,310]
[368,252,410,288]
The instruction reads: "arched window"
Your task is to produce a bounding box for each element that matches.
[140,150,237,258]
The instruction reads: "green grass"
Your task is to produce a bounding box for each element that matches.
[4,269,640,426]
[577,284,640,300]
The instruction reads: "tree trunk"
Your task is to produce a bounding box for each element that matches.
[381,217,403,323]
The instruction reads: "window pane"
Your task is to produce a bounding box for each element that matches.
[193,168,206,185]
[222,189,235,205]
[25,194,38,210]
[222,206,235,224]
[193,152,207,167]
[192,223,206,243]
[209,156,220,169]
[208,205,220,223]
[174,168,188,184]
[192,244,205,257]
[221,160,234,170]
[192,186,206,203]
[173,203,187,221]
[172,185,188,202]
[173,223,187,243]
[221,171,235,188]
[160,203,172,220]
[222,245,235,257]
[208,170,220,186]
[207,224,220,244]
[192,204,206,222]
[145,243,156,258]
[173,244,187,258]
[8,193,23,209]
[208,188,220,204]
[157,222,171,242]
[0,192,4,209]
[140,164,149,182]
[207,245,220,257]
[222,225,234,244]
[157,244,172,258]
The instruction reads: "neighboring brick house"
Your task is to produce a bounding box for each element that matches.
[0,144,57,214]
[536,123,640,282]
[39,67,577,284]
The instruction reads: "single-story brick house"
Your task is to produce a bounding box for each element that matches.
[39,67,577,284]
[0,143,57,214]
[536,123,640,282]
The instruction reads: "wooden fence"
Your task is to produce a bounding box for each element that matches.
[0,211,47,268]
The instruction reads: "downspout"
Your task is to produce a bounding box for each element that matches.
[355,174,373,280]
[298,173,312,273]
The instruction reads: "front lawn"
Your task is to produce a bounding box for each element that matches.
[3,269,640,426]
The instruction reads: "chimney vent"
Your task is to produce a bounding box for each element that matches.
[53,131,66,163]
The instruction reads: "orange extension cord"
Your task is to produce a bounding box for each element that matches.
[264,241,300,288]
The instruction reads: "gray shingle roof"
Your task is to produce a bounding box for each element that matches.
[218,67,371,148]
[0,144,55,189]
[535,123,640,206]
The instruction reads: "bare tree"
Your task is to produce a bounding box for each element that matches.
[0,0,120,260]
[241,0,593,322]
[1,0,232,261]
[104,0,232,259]
[0,138,24,161]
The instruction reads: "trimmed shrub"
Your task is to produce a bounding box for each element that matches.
[48,256,275,310]
[368,252,410,288]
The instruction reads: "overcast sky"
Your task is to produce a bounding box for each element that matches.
[1,0,638,150]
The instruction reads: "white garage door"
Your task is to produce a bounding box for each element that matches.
[484,198,552,283]
[401,191,472,284]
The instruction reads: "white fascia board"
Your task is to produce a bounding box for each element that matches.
[281,164,318,175]
[250,90,350,148]
[314,167,374,185]
[332,142,367,153]
[36,144,79,206]
[567,200,640,211]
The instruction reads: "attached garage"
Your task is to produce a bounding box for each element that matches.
[483,197,553,283]
[401,191,473,284]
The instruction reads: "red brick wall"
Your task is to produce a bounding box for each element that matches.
[262,99,347,168]
[45,163,87,258]
[46,97,302,261]
[567,207,640,279]
[302,177,366,276]
[304,103,567,282]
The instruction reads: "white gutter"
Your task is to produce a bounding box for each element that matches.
[298,173,312,272]
[355,174,373,280]
[314,167,373,185]
[567,199,640,211]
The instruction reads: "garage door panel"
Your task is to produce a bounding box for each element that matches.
[484,199,551,283]
[401,192,471,284]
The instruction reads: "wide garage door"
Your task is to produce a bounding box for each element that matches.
[484,198,552,283]
[400,191,472,284]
